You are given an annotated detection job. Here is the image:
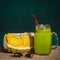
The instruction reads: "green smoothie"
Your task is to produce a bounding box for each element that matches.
[34,28,52,54]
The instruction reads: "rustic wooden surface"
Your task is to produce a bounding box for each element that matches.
[0,46,60,60]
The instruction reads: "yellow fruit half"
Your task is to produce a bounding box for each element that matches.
[6,33,33,48]
[6,33,23,47]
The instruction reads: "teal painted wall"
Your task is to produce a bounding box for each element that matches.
[0,0,60,46]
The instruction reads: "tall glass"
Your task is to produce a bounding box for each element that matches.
[34,24,58,54]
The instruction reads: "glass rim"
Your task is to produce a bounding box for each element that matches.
[36,24,51,30]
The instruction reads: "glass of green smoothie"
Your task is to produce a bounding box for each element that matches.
[34,24,58,54]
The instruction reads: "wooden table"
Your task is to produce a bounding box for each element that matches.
[0,46,60,60]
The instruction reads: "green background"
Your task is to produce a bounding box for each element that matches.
[0,0,60,46]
